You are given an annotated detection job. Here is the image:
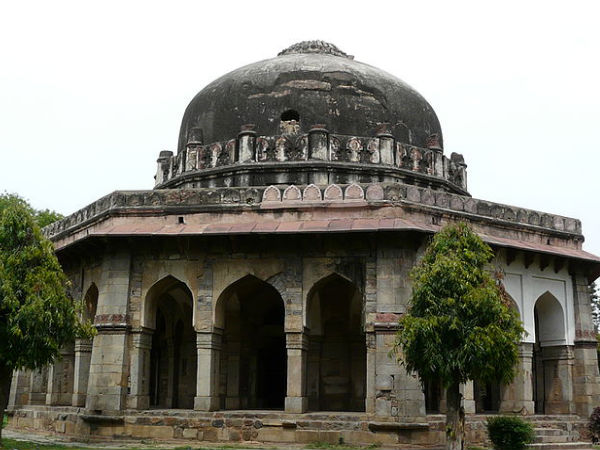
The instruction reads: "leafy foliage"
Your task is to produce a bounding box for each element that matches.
[395,223,525,387]
[0,195,92,370]
[486,416,535,450]
[0,193,63,228]
[34,209,64,228]
[394,223,525,450]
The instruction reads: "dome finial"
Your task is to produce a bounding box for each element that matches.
[278,40,353,59]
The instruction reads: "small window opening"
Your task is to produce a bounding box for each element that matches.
[281,110,300,122]
[178,216,185,224]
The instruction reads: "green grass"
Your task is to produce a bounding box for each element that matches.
[1,439,97,450]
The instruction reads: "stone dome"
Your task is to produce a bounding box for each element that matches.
[155,41,467,195]
[177,41,443,152]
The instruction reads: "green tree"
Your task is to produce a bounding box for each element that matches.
[394,223,525,450]
[34,209,64,228]
[0,193,63,228]
[0,194,92,443]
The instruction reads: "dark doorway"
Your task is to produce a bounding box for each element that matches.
[306,274,365,412]
[219,276,286,410]
[148,277,196,409]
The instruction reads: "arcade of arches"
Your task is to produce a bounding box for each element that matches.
[424,290,575,415]
[7,265,596,422]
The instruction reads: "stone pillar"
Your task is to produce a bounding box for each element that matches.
[308,124,329,161]
[573,341,600,416]
[28,367,48,405]
[194,329,222,411]
[542,345,575,414]
[500,343,535,414]
[307,336,322,412]
[462,381,475,414]
[46,345,74,406]
[285,329,308,413]
[72,339,93,407]
[374,328,426,419]
[237,124,256,163]
[86,250,131,413]
[376,123,394,165]
[127,329,153,409]
[572,273,600,416]
[365,332,376,413]
[7,370,30,410]
[155,150,173,186]
[225,341,241,409]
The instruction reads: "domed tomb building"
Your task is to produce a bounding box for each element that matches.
[7,41,600,446]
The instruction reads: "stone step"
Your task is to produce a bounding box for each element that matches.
[535,434,569,443]
[533,427,567,436]
[528,442,594,450]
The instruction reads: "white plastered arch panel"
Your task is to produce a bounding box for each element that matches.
[503,259,574,346]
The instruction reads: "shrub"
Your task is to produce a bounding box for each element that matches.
[486,416,535,450]
[588,406,600,443]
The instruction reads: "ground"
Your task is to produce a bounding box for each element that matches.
[0,427,442,450]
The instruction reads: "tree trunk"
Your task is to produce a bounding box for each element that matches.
[0,364,13,444]
[446,381,465,450]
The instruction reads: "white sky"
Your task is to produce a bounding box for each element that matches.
[1,0,599,257]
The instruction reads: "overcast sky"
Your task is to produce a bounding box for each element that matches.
[1,1,599,257]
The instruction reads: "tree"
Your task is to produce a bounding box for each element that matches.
[0,194,92,442]
[0,193,63,228]
[394,223,525,450]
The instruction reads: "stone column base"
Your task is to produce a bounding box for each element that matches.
[46,393,70,406]
[29,393,46,405]
[194,396,220,411]
[72,393,87,407]
[126,394,150,410]
[499,400,535,415]
[365,396,376,414]
[285,396,308,413]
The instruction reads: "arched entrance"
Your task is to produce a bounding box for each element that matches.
[306,274,365,411]
[217,275,286,410]
[533,291,567,414]
[474,380,501,413]
[146,276,196,409]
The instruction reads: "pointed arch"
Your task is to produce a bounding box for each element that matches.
[215,274,286,410]
[143,275,195,409]
[534,291,566,347]
[214,274,284,329]
[142,275,193,330]
[305,272,365,411]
